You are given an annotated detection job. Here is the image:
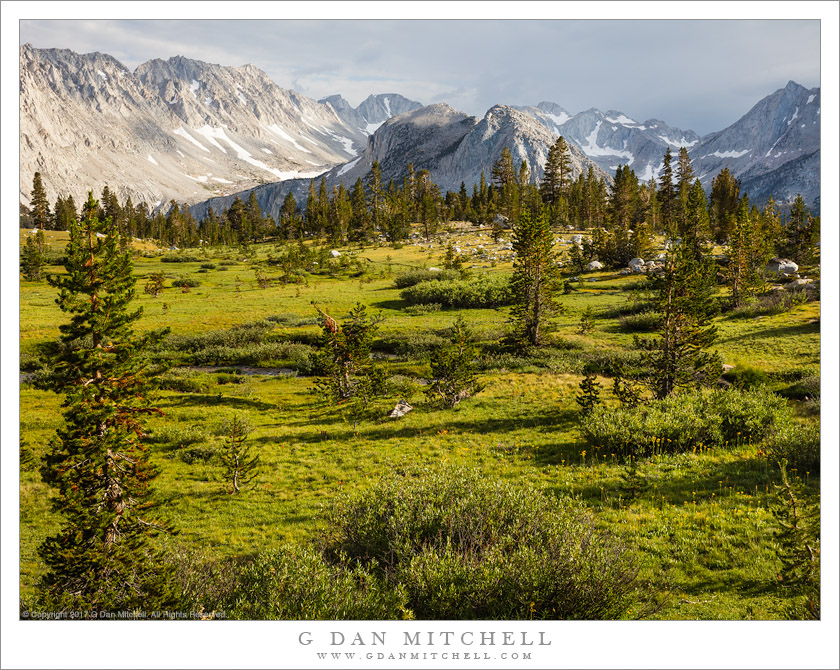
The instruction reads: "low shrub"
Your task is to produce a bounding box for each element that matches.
[145,425,209,449]
[376,332,449,361]
[267,313,321,327]
[200,263,217,270]
[400,275,512,308]
[178,444,219,465]
[156,369,212,393]
[618,310,660,333]
[172,276,201,288]
[780,374,820,400]
[403,303,442,315]
[161,254,201,263]
[582,388,791,456]
[321,465,652,620]
[393,268,461,289]
[729,288,815,319]
[764,421,821,475]
[216,546,403,620]
[727,363,770,390]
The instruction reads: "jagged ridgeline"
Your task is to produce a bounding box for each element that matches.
[21,44,819,223]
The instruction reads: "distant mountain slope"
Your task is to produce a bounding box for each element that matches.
[20,45,366,208]
[320,93,423,136]
[518,103,701,183]
[191,102,610,222]
[689,81,820,210]
[21,44,819,217]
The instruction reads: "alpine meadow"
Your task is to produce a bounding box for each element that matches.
[17,34,822,627]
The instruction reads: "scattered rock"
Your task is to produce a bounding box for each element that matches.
[786,278,813,289]
[330,249,341,258]
[587,260,603,270]
[389,400,413,418]
[766,257,798,274]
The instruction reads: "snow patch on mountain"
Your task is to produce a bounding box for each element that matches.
[581,122,634,161]
[546,112,571,126]
[174,126,210,152]
[264,123,311,153]
[189,79,199,96]
[147,154,158,165]
[194,125,228,153]
[605,114,637,126]
[366,121,385,135]
[338,156,362,176]
[658,135,698,147]
[710,149,750,159]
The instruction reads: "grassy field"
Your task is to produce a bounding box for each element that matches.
[18,224,821,619]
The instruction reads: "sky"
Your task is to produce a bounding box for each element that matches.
[17,15,822,136]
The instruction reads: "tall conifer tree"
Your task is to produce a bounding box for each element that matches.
[38,193,177,612]
[510,208,562,346]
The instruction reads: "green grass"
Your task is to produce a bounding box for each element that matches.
[18,229,821,619]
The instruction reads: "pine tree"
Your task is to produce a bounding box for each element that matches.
[349,177,370,241]
[657,148,676,235]
[724,196,770,308]
[780,195,819,265]
[635,241,721,399]
[674,147,696,234]
[38,192,177,613]
[492,147,518,221]
[30,172,52,230]
[541,136,573,220]
[426,316,484,408]
[312,303,387,411]
[280,191,298,240]
[219,416,260,494]
[708,168,741,243]
[772,459,820,618]
[510,208,563,346]
[21,230,46,281]
[682,179,711,257]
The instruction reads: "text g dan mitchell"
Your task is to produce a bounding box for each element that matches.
[298,631,552,647]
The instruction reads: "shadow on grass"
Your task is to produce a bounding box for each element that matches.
[716,320,820,344]
[548,453,800,507]
[368,298,410,311]
[163,394,278,412]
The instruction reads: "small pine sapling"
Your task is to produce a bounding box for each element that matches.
[426,316,484,408]
[619,455,650,500]
[576,370,602,416]
[220,416,260,494]
[772,459,820,618]
[144,272,165,297]
[578,306,595,334]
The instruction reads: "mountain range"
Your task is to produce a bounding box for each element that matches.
[19,44,820,220]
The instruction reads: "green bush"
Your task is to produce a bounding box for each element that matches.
[156,369,212,393]
[400,275,513,308]
[618,310,660,333]
[321,465,650,620]
[200,263,217,270]
[172,276,201,288]
[376,332,449,361]
[582,388,791,456]
[161,254,201,263]
[145,425,209,448]
[393,268,461,289]
[764,422,820,475]
[217,546,404,620]
[780,374,821,400]
[403,303,443,315]
[726,363,769,389]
